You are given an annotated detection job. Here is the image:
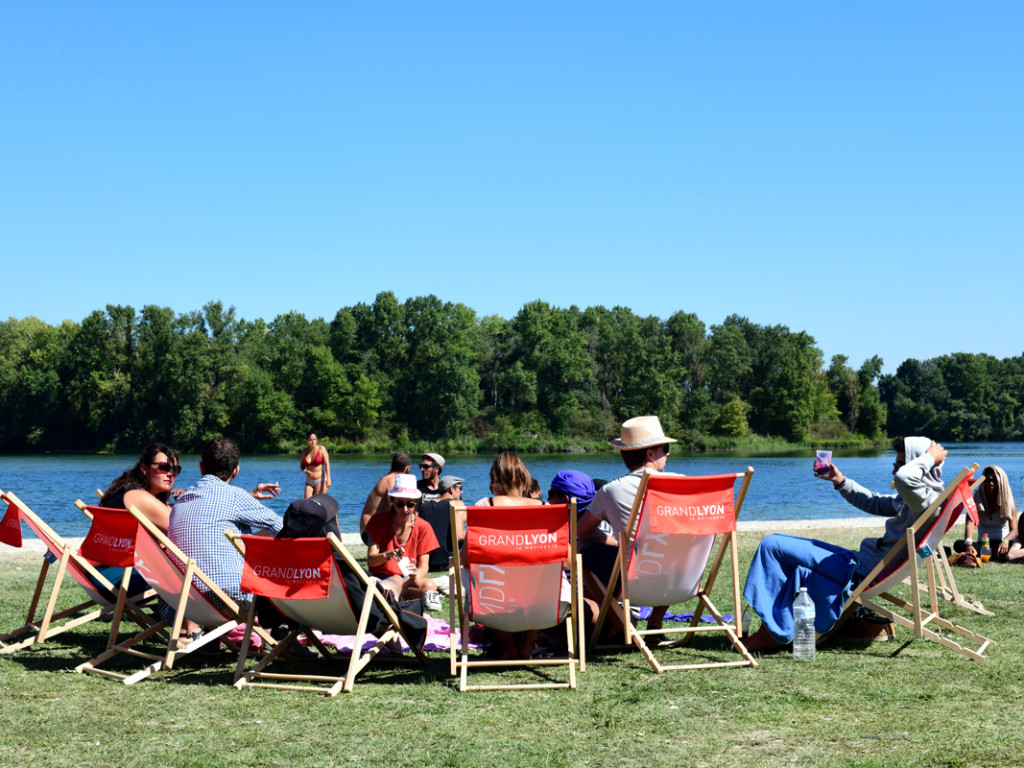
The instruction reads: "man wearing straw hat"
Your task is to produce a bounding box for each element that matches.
[578,416,678,636]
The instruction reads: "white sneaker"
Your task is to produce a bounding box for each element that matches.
[433,575,451,595]
[424,590,442,612]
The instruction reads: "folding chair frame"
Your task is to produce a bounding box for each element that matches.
[449,500,586,692]
[0,492,156,655]
[590,468,759,674]
[226,531,424,696]
[836,464,994,661]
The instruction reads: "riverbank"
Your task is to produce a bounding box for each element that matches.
[1,516,887,557]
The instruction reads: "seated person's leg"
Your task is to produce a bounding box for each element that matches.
[581,541,624,633]
[376,574,405,600]
[399,574,437,600]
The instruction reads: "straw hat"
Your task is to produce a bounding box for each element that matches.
[388,473,423,499]
[608,416,678,451]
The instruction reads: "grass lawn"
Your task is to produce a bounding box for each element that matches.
[1,528,1021,768]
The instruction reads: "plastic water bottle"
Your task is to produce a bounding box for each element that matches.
[980,534,992,563]
[792,587,816,661]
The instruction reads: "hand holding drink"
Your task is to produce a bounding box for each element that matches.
[814,450,832,476]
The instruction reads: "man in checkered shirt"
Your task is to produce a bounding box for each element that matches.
[169,436,283,604]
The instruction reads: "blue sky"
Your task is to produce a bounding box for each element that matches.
[2,3,1021,374]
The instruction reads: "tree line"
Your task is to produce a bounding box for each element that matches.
[1,293,1020,453]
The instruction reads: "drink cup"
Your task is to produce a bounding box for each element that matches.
[814,450,832,474]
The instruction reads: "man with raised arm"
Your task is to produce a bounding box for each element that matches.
[169,436,282,605]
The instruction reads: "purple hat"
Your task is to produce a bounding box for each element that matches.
[550,470,596,513]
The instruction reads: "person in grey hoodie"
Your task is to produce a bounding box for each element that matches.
[743,436,947,649]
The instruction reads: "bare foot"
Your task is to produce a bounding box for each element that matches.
[743,624,785,653]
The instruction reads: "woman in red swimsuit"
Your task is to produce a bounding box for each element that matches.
[300,431,331,498]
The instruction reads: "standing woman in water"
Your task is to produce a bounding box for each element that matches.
[300,431,332,498]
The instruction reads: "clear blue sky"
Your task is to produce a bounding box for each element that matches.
[2,3,1021,374]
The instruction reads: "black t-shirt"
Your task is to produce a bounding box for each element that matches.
[418,498,453,569]
[417,479,442,503]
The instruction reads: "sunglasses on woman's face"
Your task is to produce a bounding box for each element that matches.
[150,462,181,476]
[393,499,417,509]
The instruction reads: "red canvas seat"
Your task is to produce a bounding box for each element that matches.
[449,501,584,692]
[590,469,758,673]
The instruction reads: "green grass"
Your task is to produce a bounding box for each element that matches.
[1,528,1021,768]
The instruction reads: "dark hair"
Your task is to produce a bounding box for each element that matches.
[892,437,905,453]
[490,451,532,496]
[101,442,179,505]
[307,431,317,439]
[201,436,240,481]
[391,452,412,473]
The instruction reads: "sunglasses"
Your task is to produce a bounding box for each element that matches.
[419,463,435,470]
[150,462,181,477]
[393,499,418,509]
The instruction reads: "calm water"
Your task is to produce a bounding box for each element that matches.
[2,443,1023,539]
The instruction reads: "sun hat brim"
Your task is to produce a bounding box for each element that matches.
[608,435,678,450]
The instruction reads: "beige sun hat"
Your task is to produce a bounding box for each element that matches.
[608,415,678,451]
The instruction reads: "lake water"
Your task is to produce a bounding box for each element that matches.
[2,443,1023,539]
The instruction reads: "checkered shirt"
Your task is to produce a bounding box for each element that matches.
[168,474,282,603]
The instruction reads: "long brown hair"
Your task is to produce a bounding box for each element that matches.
[489,451,532,497]
[101,442,179,505]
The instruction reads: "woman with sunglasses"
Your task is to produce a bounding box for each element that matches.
[99,442,182,531]
[365,473,441,609]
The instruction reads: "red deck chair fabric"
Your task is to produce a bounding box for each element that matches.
[590,469,758,674]
[464,505,571,634]
[449,501,584,692]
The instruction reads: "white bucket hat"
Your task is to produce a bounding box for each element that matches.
[388,473,423,500]
[608,415,678,451]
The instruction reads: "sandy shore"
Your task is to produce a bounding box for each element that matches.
[0,517,885,556]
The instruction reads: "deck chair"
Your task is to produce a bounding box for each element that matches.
[0,491,155,655]
[449,501,585,692]
[590,469,759,674]
[226,531,424,695]
[908,473,992,616]
[74,504,273,684]
[837,464,994,661]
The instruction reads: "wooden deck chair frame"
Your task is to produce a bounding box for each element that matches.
[0,491,156,655]
[908,473,992,616]
[836,464,994,661]
[226,531,425,696]
[449,500,585,692]
[74,504,274,684]
[590,468,758,674]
